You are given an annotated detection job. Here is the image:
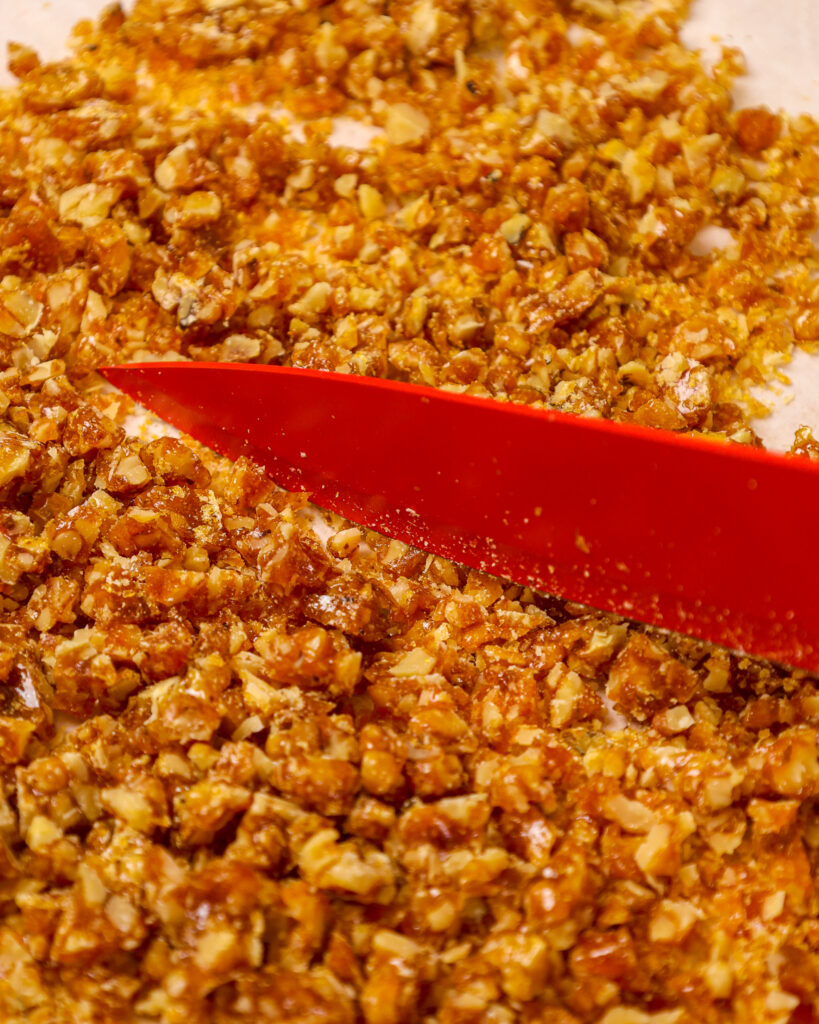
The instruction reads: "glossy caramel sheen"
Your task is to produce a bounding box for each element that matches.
[0,2,818,1023]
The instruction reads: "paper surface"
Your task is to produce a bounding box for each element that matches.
[681,0,819,448]
[1,0,818,448]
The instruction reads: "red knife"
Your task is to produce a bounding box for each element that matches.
[100,362,819,672]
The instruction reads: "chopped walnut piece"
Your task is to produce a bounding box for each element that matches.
[297,829,396,903]
[0,431,32,488]
[164,190,223,229]
[86,220,131,296]
[735,107,781,153]
[385,102,430,146]
[0,278,43,337]
[607,634,699,720]
[603,794,657,834]
[58,183,121,228]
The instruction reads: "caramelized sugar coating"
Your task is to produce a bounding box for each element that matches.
[1,2,819,1022]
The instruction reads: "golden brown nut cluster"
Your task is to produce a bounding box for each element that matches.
[1,1,819,1022]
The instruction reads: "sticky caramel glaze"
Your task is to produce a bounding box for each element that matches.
[0,2,818,1021]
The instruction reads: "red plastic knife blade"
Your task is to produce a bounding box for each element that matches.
[100,362,819,672]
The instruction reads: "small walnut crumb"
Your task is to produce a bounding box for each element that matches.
[761,890,786,921]
[534,109,575,146]
[764,988,799,1016]
[635,824,674,875]
[499,212,532,245]
[649,899,701,942]
[735,107,781,153]
[549,665,594,728]
[100,787,159,833]
[358,184,386,220]
[334,173,358,198]
[390,648,435,676]
[194,926,240,972]
[59,183,120,227]
[653,705,695,735]
[328,527,362,557]
[27,814,62,853]
[155,141,208,190]
[386,103,430,146]
[703,652,731,692]
[608,634,698,720]
[603,794,657,834]
[0,280,43,338]
[0,431,32,487]
[289,282,331,318]
[704,960,734,999]
[600,1009,683,1024]
[164,190,222,228]
[298,829,395,903]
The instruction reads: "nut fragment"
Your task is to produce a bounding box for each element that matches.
[499,212,531,245]
[358,184,386,220]
[386,103,430,146]
[390,648,435,677]
[58,184,120,227]
[0,279,43,338]
[0,431,32,487]
[164,190,222,228]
